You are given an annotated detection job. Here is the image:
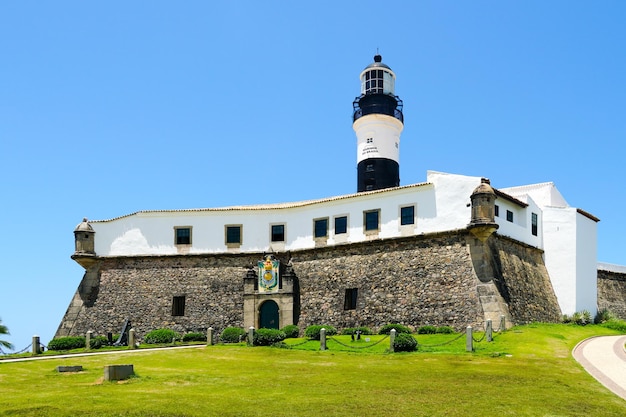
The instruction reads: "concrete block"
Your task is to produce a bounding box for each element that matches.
[104,364,134,381]
[56,365,83,373]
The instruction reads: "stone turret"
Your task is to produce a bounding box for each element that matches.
[72,218,96,268]
[467,178,499,241]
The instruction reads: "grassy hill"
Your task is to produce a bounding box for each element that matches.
[1,323,625,416]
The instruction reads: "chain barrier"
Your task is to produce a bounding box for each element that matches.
[416,332,465,348]
[472,332,486,343]
[288,339,315,347]
[327,335,389,350]
[0,343,32,355]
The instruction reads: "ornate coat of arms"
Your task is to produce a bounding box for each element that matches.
[258,255,280,293]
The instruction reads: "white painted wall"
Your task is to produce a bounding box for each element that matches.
[90,170,550,258]
[575,211,598,316]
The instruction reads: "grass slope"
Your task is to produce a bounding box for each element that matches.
[0,324,625,416]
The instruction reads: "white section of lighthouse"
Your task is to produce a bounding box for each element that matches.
[352,55,404,192]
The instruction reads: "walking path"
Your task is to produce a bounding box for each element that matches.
[572,335,626,401]
[0,344,204,364]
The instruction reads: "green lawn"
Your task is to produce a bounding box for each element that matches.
[1,324,625,416]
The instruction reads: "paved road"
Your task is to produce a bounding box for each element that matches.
[572,335,626,401]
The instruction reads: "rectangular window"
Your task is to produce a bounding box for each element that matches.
[400,205,415,226]
[172,295,186,316]
[531,213,538,236]
[314,218,328,238]
[335,216,348,235]
[494,205,499,217]
[225,225,242,244]
[344,288,358,310]
[506,210,514,222]
[271,224,285,242]
[175,227,191,245]
[364,209,380,231]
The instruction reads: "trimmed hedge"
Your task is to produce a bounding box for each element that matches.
[393,333,418,352]
[47,336,86,351]
[220,327,246,343]
[144,328,180,344]
[182,332,207,342]
[281,325,300,339]
[253,328,287,346]
[417,325,437,334]
[304,325,337,340]
[378,323,412,335]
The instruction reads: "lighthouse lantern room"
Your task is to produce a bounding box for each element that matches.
[353,54,404,192]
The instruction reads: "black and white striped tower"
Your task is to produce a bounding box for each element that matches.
[353,54,404,192]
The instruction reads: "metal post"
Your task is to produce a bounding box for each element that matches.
[486,320,493,342]
[248,326,255,346]
[389,328,396,352]
[466,326,473,352]
[32,335,41,355]
[320,328,327,351]
[129,328,136,349]
[207,327,214,346]
[86,331,92,351]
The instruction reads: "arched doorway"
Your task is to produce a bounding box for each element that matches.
[259,300,279,329]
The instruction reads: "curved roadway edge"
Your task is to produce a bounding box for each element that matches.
[572,335,626,401]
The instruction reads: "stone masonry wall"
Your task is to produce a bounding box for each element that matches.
[598,269,626,320]
[57,230,561,340]
[488,236,562,324]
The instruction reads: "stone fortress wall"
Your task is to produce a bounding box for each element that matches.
[57,230,562,340]
[597,267,626,320]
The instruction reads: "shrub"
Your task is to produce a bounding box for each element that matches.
[378,323,412,335]
[436,326,455,334]
[595,309,616,324]
[90,335,109,349]
[182,332,207,342]
[304,325,337,340]
[417,325,437,334]
[47,336,86,351]
[281,325,300,339]
[254,328,287,346]
[561,314,572,324]
[341,326,373,336]
[220,327,246,343]
[144,328,180,344]
[393,333,417,352]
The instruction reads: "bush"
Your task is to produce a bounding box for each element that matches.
[144,328,180,344]
[436,326,455,334]
[304,325,337,340]
[341,326,373,336]
[220,327,246,343]
[254,328,287,346]
[182,332,207,342]
[281,325,300,339]
[417,325,437,334]
[90,335,109,349]
[47,336,86,351]
[595,309,616,324]
[378,323,412,335]
[393,333,418,352]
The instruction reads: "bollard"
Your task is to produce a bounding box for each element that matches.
[500,315,506,332]
[86,331,92,351]
[466,326,473,352]
[207,327,214,346]
[248,327,255,346]
[129,328,136,349]
[32,335,41,355]
[320,328,327,351]
[486,320,493,342]
[389,328,397,352]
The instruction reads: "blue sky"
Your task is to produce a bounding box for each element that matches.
[1,1,625,352]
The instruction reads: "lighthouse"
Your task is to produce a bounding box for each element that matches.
[353,54,404,192]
